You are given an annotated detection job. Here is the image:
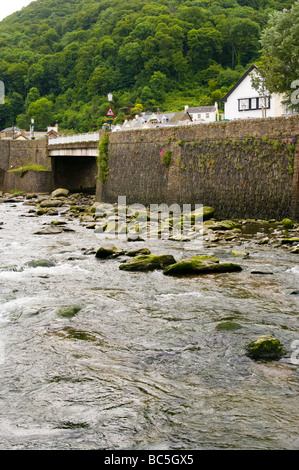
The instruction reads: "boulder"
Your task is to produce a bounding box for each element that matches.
[281,238,299,245]
[39,199,64,208]
[280,218,294,229]
[95,244,124,259]
[126,248,151,257]
[119,254,176,271]
[210,220,241,231]
[163,255,242,276]
[51,188,70,198]
[34,226,63,235]
[246,334,286,360]
[184,206,215,222]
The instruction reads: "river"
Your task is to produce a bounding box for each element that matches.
[0,196,298,450]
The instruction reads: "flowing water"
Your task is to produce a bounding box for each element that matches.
[0,199,298,450]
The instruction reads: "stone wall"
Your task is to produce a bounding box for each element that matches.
[98,115,299,220]
[4,170,54,194]
[0,139,52,193]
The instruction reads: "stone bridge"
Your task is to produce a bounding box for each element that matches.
[48,132,102,192]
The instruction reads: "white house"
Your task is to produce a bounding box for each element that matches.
[185,103,219,122]
[220,64,288,120]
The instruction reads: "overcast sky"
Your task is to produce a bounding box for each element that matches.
[0,0,36,22]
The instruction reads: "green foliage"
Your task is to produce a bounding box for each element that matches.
[8,163,50,177]
[259,1,299,109]
[160,147,172,166]
[97,132,110,183]
[0,0,295,131]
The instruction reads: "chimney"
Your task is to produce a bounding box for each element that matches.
[185,105,189,111]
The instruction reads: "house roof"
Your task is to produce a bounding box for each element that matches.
[169,111,191,122]
[187,106,216,113]
[1,127,21,133]
[220,64,257,103]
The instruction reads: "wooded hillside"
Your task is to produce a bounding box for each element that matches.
[0,0,295,131]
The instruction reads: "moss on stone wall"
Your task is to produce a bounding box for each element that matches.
[97,132,110,183]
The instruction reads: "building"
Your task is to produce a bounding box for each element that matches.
[118,110,192,131]
[184,103,219,122]
[220,64,294,120]
[0,127,21,139]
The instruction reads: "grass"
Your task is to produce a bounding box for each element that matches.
[8,164,50,177]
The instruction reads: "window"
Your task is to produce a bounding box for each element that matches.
[251,98,257,109]
[205,113,209,119]
[197,114,201,119]
[238,96,270,111]
[257,96,270,110]
[239,99,250,111]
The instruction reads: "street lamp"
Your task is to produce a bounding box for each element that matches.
[30,118,34,139]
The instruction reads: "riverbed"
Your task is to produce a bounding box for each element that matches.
[0,195,298,450]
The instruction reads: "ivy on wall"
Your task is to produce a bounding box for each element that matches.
[97,132,110,183]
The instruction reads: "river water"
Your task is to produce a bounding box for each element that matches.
[0,198,298,450]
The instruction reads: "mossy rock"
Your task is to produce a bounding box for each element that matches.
[119,254,176,271]
[163,255,242,276]
[36,208,49,215]
[39,199,64,208]
[246,334,286,361]
[57,306,81,318]
[95,245,124,259]
[51,220,67,226]
[281,238,299,244]
[211,220,242,231]
[126,248,151,257]
[216,321,242,331]
[51,188,69,198]
[280,218,294,229]
[184,206,215,222]
[25,259,55,268]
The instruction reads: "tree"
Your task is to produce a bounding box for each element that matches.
[25,87,40,110]
[221,17,260,68]
[250,64,272,118]
[27,97,53,131]
[87,66,110,96]
[259,1,299,109]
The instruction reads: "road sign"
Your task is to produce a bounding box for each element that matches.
[106,107,115,117]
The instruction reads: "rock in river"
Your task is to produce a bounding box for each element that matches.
[95,244,125,259]
[163,255,242,276]
[51,188,70,198]
[126,248,151,257]
[246,334,286,361]
[119,254,176,271]
[34,226,63,235]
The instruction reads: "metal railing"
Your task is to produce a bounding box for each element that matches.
[48,132,100,145]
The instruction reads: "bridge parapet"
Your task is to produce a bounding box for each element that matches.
[48,132,100,145]
[48,132,102,157]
